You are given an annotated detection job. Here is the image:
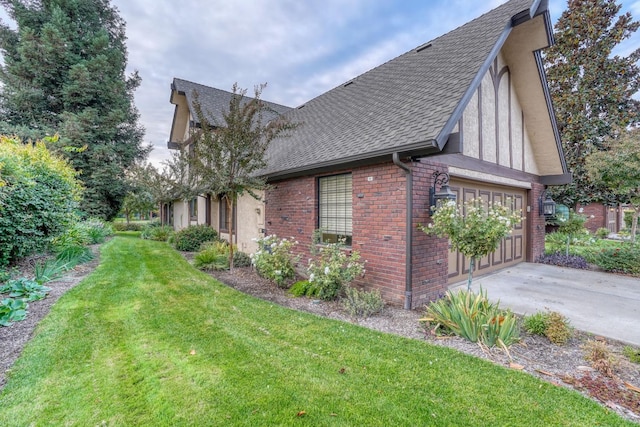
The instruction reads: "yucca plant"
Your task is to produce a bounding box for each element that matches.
[422,289,519,348]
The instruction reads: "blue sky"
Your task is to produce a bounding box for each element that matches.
[2,0,640,165]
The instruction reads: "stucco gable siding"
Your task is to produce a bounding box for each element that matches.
[461,51,539,175]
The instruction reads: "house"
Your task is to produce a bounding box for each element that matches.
[166,0,570,309]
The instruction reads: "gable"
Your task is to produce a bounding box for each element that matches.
[166,0,568,184]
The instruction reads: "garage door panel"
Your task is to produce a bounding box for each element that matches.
[504,236,514,263]
[447,179,527,285]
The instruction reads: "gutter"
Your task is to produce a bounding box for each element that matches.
[392,152,413,310]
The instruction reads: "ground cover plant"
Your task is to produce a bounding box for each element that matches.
[0,236,632,426]
[543,232,640,275]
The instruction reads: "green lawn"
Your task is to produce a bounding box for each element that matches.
[0,235,633,426]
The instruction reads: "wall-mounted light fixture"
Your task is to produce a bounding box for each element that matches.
[429,171,457,215]
[539,190,556,217]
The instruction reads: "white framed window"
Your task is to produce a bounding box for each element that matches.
[318,173,352,245]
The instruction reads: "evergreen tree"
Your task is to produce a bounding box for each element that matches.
[0,0,148,220]
[545,0,640,206]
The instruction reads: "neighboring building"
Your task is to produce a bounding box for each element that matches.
[167,0,570,308]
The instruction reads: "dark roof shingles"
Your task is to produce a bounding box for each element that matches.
[262,0,533,176]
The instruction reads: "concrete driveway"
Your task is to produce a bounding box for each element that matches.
[449,263,640,346]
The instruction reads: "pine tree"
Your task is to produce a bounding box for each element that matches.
[0,0,148,220]
[545,0,640,206]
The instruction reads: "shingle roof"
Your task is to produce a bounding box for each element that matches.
[172,0,542,178]
[171,78,293,126]
[261,0,536,177]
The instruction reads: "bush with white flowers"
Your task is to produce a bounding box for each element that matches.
[307,238,365,300]
[420,198,522,290]
[251,235,299,288]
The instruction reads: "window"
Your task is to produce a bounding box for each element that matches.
[219,195,236,233]
[189,198,197,221]
[318,173,352,245]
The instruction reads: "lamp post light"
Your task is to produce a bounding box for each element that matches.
[429,171,457,215]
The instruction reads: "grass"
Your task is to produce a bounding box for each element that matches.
[0,235,634,426]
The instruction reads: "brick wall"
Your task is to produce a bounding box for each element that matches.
[577,203,607,234]
[265,162,410,307]
[265,160,546,309]
[529,183,548,262]
[410,159,450,308]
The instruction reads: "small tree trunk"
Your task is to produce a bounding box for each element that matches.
[632,208,639,243]
[466,257,475,292]
[565,235,570,256]
[227,196,235,270]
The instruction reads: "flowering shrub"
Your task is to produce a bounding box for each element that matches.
[251,235,299,287]
[306,239,365,300]
[420,198,522,290]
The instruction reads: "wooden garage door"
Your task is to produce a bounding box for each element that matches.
[447,179,526,285]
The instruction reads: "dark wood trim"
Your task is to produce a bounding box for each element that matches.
[508,72,513,169]
[478,85,483,161]
[431,153,541,185]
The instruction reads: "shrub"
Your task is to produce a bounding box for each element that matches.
[536,253,589,269]
[252,235,299,288]
[545,311,572,345]
[288,280,313,297]
[591,245,640,275]
[112,222,143,232]
[623,346,640,364]
[306,239,365,300]
[0,136,82,267]
[342,286,384,318]
[595,227,610,239]
[194,241,230,271]
[582,339,616,377]
[173,225,219,252]
[50,223,91,251]
[523,312,548,336]
[0,298,28,326]
[232,251,252,268]
[422,289,520,348]
[141,224,174,241]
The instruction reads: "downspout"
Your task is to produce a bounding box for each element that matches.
[392,152,413,310]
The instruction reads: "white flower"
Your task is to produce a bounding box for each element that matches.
[275,270,281,275]
[271,242,277,248]
[427,223,433,229]
[324,266,330,275]
[309,273,315,282]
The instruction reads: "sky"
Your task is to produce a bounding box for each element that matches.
[2,0,640,166]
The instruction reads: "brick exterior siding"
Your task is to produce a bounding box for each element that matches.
[265,160,547,309]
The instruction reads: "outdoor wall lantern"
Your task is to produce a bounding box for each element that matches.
[539,190,556,217]
[429,171,457,215]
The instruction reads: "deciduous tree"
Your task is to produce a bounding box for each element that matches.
[545,0,640,206]
[585,129,640,241]
[0,0,148,220]
[190,83,297,268]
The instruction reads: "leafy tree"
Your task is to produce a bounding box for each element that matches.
[544,0,640,206]
[0,135,82,267]
[120,161,158,223]
[190,83,297,268]
[585,129,640,241]
[0,0,148,220]
[420,199,522,291]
